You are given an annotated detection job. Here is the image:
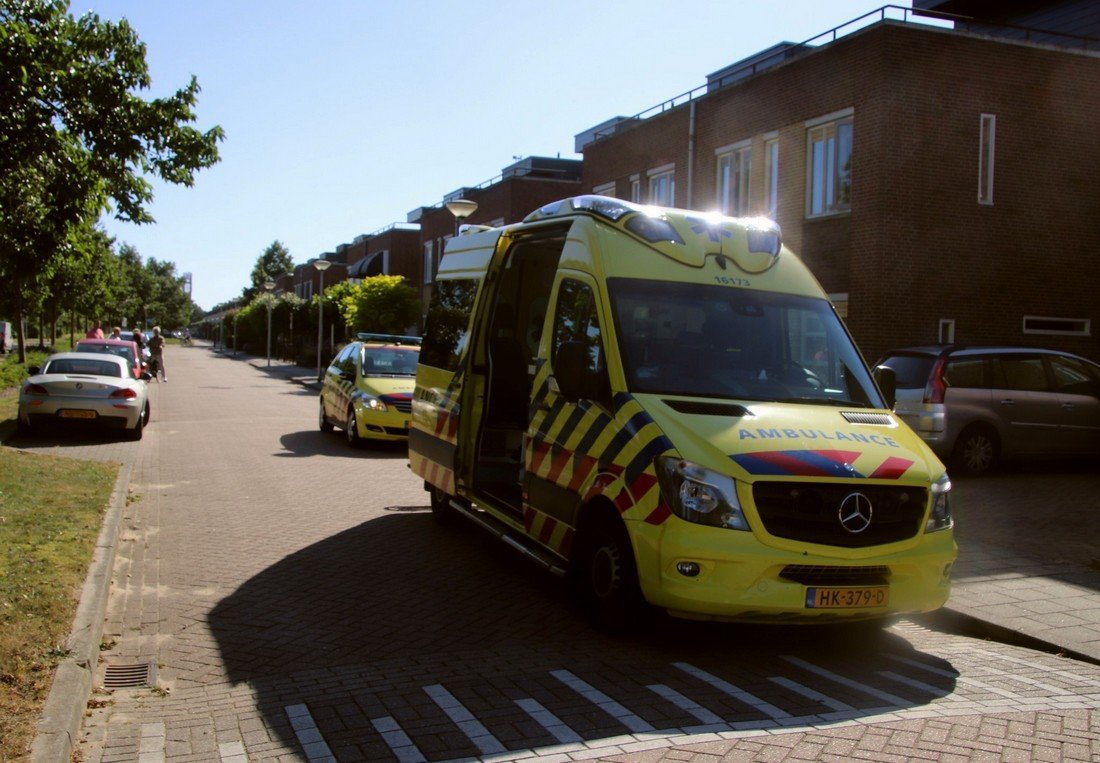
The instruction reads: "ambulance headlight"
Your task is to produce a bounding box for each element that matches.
[356,394,388,412]
[925,473,953,533]
[655,457,749,531]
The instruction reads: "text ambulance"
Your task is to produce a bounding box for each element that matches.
[410,196,956,623]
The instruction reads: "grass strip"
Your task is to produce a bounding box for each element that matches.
[0,447,118,760]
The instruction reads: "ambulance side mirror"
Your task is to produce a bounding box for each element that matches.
[873,365,897,409]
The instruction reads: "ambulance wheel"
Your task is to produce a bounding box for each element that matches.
[318,397,333,432]
[346,407,363,448]
[573,513,643,629]
[429,484,458,527]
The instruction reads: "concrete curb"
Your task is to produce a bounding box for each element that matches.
[31,461,132,763]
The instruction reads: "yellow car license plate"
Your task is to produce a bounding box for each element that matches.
[60,409,97,420]
[806,586,889,609]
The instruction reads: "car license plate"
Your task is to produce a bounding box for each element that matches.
[60,409,97,420]
[806,586,889,609]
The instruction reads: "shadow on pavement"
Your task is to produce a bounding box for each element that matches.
[208,511,955,758]
[277,430,409,459]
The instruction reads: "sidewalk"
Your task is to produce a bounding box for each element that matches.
[249,354,1100,664]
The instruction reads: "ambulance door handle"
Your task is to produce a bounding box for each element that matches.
[1061,402,1075,410]
[999,399,1015,406]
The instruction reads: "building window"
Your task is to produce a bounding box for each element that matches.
[648,165,675,206]
[593,181,615,198]
[423,240,435,284]
[806,111,853,217]
[939,319,956,344]
[979,114,996,205]
[764,137,779,219]
[1022,316,1090,336]
[716,143,751,216]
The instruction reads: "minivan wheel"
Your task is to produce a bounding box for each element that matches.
[319,397,333,432]
[572,514,644,629]
[953,425,999,475]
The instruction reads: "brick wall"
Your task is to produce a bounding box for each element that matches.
[581,21,1100,361]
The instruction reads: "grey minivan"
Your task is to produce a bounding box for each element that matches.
[877,345,1100,474]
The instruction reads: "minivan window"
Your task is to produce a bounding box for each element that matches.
[878,355,936,389]
[1048,354,1099,396]
[943,357,988,389]
[609,278,881,407]
[994,356,1048,391]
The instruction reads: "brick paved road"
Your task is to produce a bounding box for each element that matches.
[69,346,1099,762]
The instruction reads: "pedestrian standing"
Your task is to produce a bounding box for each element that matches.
[108,326,123,340]
[85,320,105,339]
[147,326,167,382]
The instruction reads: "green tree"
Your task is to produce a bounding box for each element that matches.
[244,241,293,302]
[342,276,420,336]
[0,0,224,360]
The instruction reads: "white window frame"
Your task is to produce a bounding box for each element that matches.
[764,135,779,219]
[423,240,435,285]
[593,181,615,197]
[647,164,675,206]
[939,319,956,344]
[979,113,996,205]
[629,174,641,203]
[806,108,853,218]
[716,140,751,216]
[1022,316,1090,336]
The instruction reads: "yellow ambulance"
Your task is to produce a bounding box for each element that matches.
[410,196,955,624]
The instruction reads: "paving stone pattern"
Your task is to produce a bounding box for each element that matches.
[52,345,1100,761]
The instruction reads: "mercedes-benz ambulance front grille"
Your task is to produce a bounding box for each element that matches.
[752,482,927,548]
[380,395,412,413]
[780,565,890,586]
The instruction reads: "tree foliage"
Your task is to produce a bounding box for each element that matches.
[244,240,293,301]
[0,0,223,359]
[341,276,420,335]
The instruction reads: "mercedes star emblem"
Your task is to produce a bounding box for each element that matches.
[838,492,873,534]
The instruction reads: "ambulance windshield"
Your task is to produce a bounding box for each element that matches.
[608,278,882,407]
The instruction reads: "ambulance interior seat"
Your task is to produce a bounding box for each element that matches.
[361,355,376,372]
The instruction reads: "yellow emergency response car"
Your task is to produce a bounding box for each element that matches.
[410,196,955,623]
[319,333,419,446]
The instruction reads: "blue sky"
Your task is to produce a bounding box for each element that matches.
[80,1,916,310]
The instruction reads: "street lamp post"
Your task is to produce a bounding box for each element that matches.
[313,259,332,380]
[263,279,275,367]
[446,198,478,237]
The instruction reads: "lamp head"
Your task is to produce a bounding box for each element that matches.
[446,198,478,220]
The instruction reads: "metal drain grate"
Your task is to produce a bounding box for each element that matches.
[104,661,157,689]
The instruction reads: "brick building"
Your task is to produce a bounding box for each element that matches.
[410,156,583,316]
[577,9,1099,362]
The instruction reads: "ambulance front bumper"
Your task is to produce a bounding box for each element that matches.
[633,519,956,622]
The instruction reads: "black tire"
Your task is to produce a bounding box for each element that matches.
[125,402,149,441]
[572,513,644,629]
[318,397,333,432]
[346,407,362,448]
[429,483,458,527]
[952,424,999,475]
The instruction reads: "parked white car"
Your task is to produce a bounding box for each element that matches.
[17,352,152,440]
